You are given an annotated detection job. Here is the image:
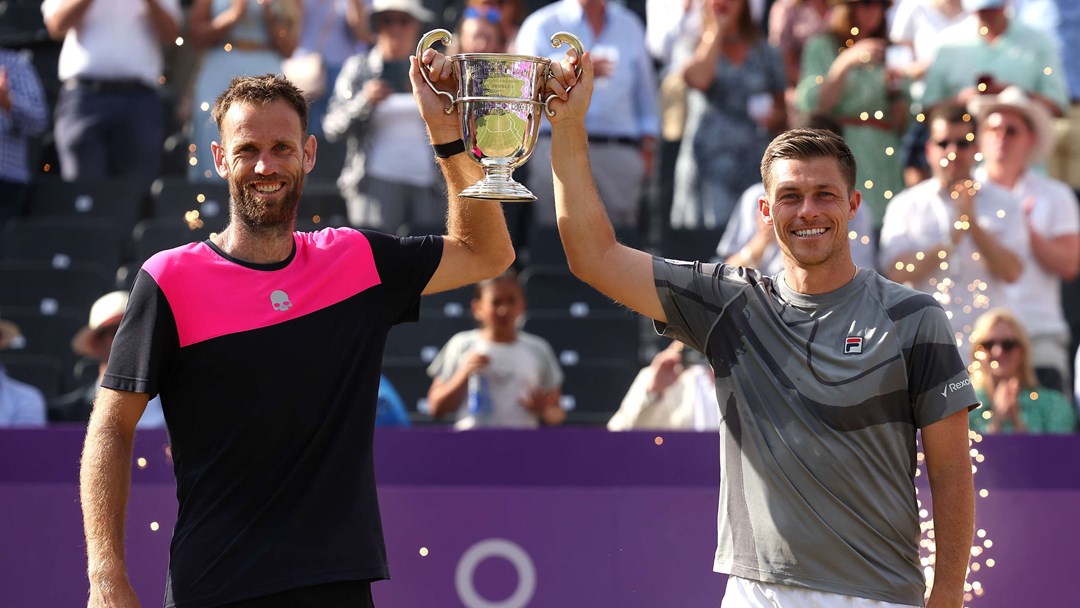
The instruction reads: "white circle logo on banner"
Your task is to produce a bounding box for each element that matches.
[455,538,537,608]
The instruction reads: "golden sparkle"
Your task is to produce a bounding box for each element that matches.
[224,43,233,52]
[654,436,664,446]
[419,547,429,557]
[885,146,895,156]
[1043,67,1053,76]
[860,111,870,121]
[864,180,874,189]
[136,457,148,469]
[873,110,884,120]
[150,522,160,531]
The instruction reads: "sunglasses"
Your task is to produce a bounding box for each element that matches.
[978,339,1020,352]
[463,6,501,24]
[932,138,974,149]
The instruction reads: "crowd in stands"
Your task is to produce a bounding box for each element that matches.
[1,0,1079,433]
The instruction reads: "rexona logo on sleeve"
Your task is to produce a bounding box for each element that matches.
[941,378,972,398]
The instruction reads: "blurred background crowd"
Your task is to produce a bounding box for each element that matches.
[0,0,1078,434]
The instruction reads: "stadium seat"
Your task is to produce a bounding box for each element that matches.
[0,261,113,314]
[384,316,474,363]
[27,179,147,244]
[558,359,639,425]
[149,176,229,221]
[419,285,473,319]
[659,227,721,263]
[521,312,641,368]
[131,216,221,267]
[0,306,85,377]
[1,217,122,272]
[306,137,347,183]
[0,351,64,402]
[296,190,348,226]
[520,266,626,316]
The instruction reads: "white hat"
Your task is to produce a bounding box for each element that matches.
[371,0,434,24]
[968,86,1056,164]
[72,291,129,358]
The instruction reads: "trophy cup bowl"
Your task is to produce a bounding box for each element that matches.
[417,29,584,201]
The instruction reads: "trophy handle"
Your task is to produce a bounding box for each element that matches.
[416,29,457,115]
[543,31,585,117]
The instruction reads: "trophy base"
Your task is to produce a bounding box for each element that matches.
[459,175,537,202]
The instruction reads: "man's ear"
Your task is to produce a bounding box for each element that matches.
[211,140,229,179]
[848,189,861,220]
[303,134,317,174]
[759,196,773,225]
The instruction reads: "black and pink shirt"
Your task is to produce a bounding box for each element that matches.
[103,228,442,607]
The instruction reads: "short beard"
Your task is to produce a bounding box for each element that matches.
[228,174,302,235]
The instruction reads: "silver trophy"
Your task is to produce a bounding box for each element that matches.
[417,29,584,201]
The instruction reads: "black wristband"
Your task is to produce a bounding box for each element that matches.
[432,139,467,158]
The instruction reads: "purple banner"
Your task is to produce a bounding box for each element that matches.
[1,428,1077,606]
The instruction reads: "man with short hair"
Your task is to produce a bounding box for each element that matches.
[42,0,181,186]
[880,103,1027,354]
[970,87,1080,392]
[546,52,975,608]
[79,64,514,606]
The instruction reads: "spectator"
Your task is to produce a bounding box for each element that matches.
[671,0,787,229]
[967,308,1076,433]
[324,0,445,231]
[888,0,967,186]
[906,0,1068,187]
[427,271,564,429]
[375,374,411,427]
[715,117,877,273]
[607,340,719,431]
[50,291,165,426]
[970,86,1080,393]
[468,0,525,52]
[42,0,181,188]
[0,48,48,223]
[291,0,373,139]
[879,103,1026,354]
[188,0,302,181]
[767,0,831,90]
[453,5,508,54]
[0,319,47,428]
[795,0,908,228]
[921,0,1068,118]
[1049,0,1080,189]
[515,0,659,229]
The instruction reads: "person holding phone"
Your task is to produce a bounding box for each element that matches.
[795,0,907,230]
[324,0,443,231]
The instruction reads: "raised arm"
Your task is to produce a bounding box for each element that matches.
[81,387,151,608]
[43,0,95,39]
[921,409,975,608]
[410,50,515,295]
[546,51,665,323]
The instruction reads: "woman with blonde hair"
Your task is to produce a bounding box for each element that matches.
[968,308,1076,434]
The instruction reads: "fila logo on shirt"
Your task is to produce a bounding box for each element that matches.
[844,337,863,355]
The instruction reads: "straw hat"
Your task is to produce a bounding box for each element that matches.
[968,86,1056,164]
[71,291,128,358]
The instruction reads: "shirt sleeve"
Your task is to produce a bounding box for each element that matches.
[362,230,443,326]
[652,257,749,357]
[907,303,978,428]
[102,270,180,396]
